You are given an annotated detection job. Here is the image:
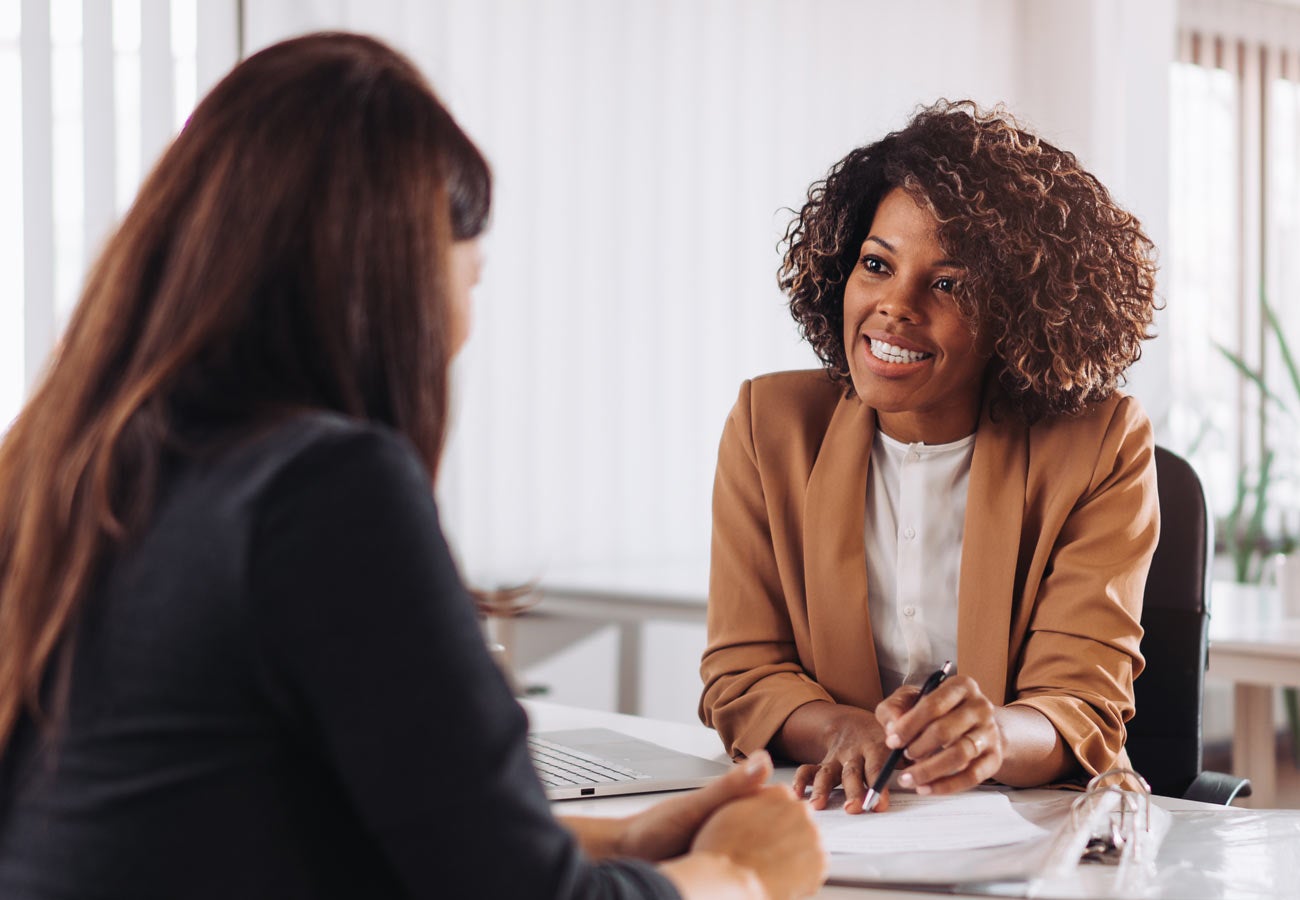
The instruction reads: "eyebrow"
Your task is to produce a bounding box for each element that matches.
[864,236,963,269]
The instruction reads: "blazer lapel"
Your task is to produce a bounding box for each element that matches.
[803,394,884,709]
[957,397,1028,704]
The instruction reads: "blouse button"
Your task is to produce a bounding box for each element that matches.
[903,526,916,540]
[903,606,916,617]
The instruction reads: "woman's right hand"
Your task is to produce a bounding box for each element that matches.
[782,702,895,813]
[689,784,827,900]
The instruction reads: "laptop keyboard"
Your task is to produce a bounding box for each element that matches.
[528,736,653,787]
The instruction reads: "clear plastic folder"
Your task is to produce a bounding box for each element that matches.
[824,768,1171,896]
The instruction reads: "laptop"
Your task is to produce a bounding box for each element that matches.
[529,727,732,800]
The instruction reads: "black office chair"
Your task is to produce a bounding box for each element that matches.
[1125,446,1252,804]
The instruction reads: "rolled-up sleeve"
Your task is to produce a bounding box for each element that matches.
[699,381,833,759]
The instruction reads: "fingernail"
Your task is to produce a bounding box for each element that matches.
[899,772,914,787]
[917,785,932,795]
[885,734,901,749]
[743,751,769,775]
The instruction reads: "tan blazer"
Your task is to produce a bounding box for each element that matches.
[699,370,1159,780]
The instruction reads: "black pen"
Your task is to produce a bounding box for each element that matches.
[863,660,952,812]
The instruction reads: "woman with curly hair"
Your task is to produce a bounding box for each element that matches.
[699,100,1160,814]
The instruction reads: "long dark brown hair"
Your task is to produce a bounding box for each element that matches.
[0,33,490,752]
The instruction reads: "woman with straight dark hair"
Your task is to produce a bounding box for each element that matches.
[0,33,824,900]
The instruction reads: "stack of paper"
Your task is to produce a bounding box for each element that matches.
[816,789,1062,889]
[812,790,1050,854]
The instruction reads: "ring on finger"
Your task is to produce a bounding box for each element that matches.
[963,733,985,756]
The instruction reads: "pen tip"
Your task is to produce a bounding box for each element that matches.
[862,789,879,812]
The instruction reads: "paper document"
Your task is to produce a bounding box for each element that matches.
[812,790,1050,854]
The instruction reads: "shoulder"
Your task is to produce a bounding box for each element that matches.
[1026,391,1155,491]
[242,413,455,632]
[258,412,426,491]
[195,412,432,532]
[733,369,845,433]
[719,370,855,483]
[747,368,844,407]
[1028,392,1152,450]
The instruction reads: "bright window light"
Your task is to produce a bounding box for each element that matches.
[0,1,22,430]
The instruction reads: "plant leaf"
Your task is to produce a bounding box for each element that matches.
[1262,296,1300,411]
[1226,463,1250,582]
[1246,450,1275,584]
[1214,342,1289,409]
[1186,416,1214,458]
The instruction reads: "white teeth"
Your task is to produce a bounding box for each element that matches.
[869,339,932,364]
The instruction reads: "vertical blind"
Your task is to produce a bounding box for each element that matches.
[1170,0,1300,544]
[2,0,238,428]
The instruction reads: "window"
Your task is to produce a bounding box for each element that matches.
[1,3,23,427]
[1169,0,1300,573]
[1,0,211,431]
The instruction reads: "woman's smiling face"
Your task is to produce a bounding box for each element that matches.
[842,187,992,444]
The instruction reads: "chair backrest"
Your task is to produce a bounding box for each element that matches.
[1125,445,1211,797]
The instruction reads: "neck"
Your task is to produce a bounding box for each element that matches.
[875,407,980,445]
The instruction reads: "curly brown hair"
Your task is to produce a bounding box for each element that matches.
[779,100,1158,422]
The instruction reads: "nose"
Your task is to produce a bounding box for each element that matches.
[874,279,923,322]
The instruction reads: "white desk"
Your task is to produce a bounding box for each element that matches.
[524,699,1300,899]
[534,569,1300,807]
[1206,581,1300,809]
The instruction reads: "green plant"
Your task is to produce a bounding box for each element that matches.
[1214,299,1300,576]
[1213,295,1300,766]
[1219,448,1285,583]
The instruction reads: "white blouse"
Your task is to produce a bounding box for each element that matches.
[865,428,975,697]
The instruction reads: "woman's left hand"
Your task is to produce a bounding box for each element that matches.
[874,675,1004,796]
[615,750,774,860]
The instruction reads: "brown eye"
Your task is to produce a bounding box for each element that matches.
[934,277,956,293]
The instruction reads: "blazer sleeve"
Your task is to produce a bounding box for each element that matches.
[699,381,834,758]
[1007,396,1158,778]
